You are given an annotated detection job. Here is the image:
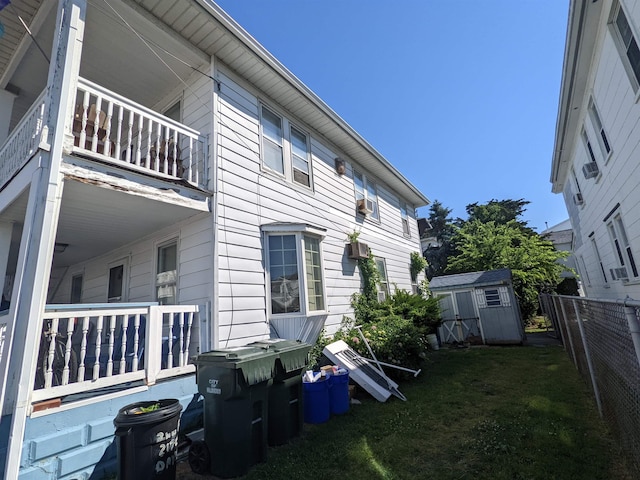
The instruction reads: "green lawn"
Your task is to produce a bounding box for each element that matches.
[240,346,633,480]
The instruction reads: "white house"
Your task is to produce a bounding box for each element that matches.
[0,1,429,477]
[551,0,640,300]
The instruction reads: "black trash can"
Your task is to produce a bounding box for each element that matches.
[192,346,276,478]
[249,339,311,446]
[113,398,182,480]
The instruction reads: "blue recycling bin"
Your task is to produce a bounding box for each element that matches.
[328,371,350,415]
[303,377,330,424]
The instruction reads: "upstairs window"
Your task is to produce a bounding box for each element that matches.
[260,105,312,188]
[588,99,611,160]
[70,274,83,303]
[590,237,608,284]
[354,171,380,220]
[107,260,128,303]
[611,2,640,90]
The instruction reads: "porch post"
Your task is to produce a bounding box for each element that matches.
[2,0,86,477]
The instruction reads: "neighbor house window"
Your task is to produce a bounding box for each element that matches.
[401,202,411,236]
[588,98,611,160]
[590,237,608,284]
[157,241,178,305]
[611,2,640,89]
[70,274,83,303]
[354,170,380,220]
[607,214,638,278]
[260,105,312,187]
[264,224,326,316]
[375,258,389,301]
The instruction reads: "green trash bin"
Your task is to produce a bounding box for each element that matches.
[249,339,312,446]
[190,346,276,479]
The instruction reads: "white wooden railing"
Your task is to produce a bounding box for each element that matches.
[0,89,48,190]
[72,78,207,187]
[31,303,201,405]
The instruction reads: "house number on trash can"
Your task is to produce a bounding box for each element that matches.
[207,378,221,395]
[154,427,179,474]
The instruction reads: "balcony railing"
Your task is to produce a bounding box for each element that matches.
[72,78,207,188]
[0,89,48,190]
[31,303,201,406]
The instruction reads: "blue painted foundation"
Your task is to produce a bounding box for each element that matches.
[1,374,203,479]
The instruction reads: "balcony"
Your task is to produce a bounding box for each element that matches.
[27,302,202,410]
[0,78,208,193]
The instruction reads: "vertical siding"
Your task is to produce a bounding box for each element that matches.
[215,66,424,343]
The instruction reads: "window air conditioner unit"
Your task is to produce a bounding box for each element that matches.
[357,198,374,215]
[613,267,629,281]
[582,162,599,179]
[377,290,387,302]
[573,193,584,205]
[348,241,369,259]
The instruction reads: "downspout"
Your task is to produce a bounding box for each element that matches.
[210,55,220,349]
[622,297,640,371]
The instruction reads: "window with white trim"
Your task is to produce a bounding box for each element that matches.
[401,202,411,237]
[590,237,608,284]
[156,240,178,305]
[611,1,640,90]
[588,98,611,160]
[107,259,128,302]
[607,214,638,279]
[375,258,389,302]
[70,274,83,303]
[260,105,312,188]
[484,288,501,307]
[264,224,326,317]
[582,128,599,165]
[354,170,380,220]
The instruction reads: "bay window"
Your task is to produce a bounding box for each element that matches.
[263,224,327,317]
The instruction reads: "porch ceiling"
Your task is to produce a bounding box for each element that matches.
[2,178,204,272]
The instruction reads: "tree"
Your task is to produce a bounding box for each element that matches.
[423,200,456,279]
[463,198,535,235]
[447,220,569,320]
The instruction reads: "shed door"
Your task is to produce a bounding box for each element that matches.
[454,291,481,339]
[438,290,480,343]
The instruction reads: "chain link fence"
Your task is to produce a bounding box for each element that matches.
[539,294,640,475]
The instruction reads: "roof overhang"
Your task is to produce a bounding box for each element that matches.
[550,0,605,193]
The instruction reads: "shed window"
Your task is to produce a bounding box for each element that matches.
[484,289,502,307]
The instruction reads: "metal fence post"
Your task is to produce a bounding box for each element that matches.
[623,300,640,371]
[572,298,603,417]
[556,296,577,365]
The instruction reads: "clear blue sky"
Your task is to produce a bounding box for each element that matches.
[214,0,570,233]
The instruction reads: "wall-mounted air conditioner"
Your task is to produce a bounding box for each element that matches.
[348,241,369,259]
[612,267,629,281]
[582,162,599,179]
[573,193,584,205]
[377,290,387,302]
[357,198,374,215]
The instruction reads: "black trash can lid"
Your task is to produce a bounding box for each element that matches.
[114,398,182,427]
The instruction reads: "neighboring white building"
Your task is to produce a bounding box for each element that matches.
[0,1,429,477]
[551,0,640,300]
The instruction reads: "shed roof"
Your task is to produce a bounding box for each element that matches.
[429,269,512,290]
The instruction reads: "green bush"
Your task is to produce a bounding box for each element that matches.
[330,289,442,377]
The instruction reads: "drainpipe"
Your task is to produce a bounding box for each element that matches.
[210,55,220,350]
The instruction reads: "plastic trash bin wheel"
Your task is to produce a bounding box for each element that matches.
[188,440,211,474]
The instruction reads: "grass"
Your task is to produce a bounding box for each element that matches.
[239,346,633,480]
[525,315,552,334]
